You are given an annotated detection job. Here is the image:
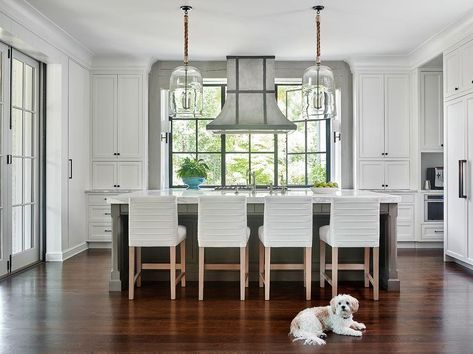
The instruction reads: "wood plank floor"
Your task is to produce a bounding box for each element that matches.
[1,249,472,353]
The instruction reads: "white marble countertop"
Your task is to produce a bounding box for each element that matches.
[107,188,401,204]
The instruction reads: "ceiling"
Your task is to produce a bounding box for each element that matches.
[25,0,473,61]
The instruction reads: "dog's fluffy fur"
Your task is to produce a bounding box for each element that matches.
[289,294,366,345]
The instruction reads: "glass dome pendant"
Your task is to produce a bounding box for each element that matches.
[302,5,336,119]
[169,5,203,118]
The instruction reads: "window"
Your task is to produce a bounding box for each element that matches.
[169,83,332,187]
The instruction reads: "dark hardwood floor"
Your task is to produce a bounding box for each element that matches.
[1,249,472,353]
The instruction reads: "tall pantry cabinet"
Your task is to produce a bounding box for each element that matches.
[91,73,145,189]
[444,37,473,267]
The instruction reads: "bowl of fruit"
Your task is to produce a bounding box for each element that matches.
[311,181,340,194]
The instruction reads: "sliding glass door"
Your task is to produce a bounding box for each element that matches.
[0,44,40,277]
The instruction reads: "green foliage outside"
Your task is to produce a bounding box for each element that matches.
[171,85,329,186]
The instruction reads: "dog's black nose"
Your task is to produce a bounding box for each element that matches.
[341,305,346,310]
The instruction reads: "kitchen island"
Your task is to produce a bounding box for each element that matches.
[107,189,401,293]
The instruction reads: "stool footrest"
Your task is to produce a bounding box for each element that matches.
[204,263,240,270]
[326,263,364,270]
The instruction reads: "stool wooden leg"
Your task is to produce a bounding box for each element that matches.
[364,247,370,288]
[305,247,312,300]
[259,241,264,288]
[198,247,204,301]
[245,245,249,288]
[170,246,176,300]
[136,247,142,287]
[240,247,246,300]
[264,247,271,300]
[373,247,379,301]
[320,240,326,288]
[331,247,338,298]
[180,240,186,287]
[128,246,135,300]
[303,248,306,288]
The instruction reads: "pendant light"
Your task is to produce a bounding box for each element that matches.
[169,5,203,118]
[302,5,336,119]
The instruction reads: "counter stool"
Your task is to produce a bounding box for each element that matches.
[258,196,313,300]
[128,196,186,300]
[198,196,250,301]
[319,197,380,300]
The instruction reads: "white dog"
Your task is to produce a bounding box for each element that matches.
[289,294,366,345]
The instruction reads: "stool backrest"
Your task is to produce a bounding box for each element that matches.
[198,196,248,247]
[329,197,380,247]
[263,196,313,247]
[129,196,178,247]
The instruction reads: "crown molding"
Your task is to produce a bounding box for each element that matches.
[0,0,93,67]
[91,55,154,73]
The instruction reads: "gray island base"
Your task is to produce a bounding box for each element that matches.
[107,189,401,293]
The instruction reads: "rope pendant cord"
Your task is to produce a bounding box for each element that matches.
[316,13,321,65]
[184,10,189,65]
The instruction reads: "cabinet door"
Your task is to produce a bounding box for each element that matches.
[445,98,467,260]
[445,50,461,97]
[358,160,384,189]
[467,96,473,263]
[92,75,116,159]
[385,75,410,158]
[92,162,116,189]
[461,40,473,92]
[420,72,443,151]
[397,204,415,241]
[117,75,142,159]
[68,60,90,249]
[358,75,385,158]
[117,162,142,189]
[384,161,410,190]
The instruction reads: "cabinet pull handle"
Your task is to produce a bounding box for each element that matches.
[459,160,467,199]
[117,185,120,188]
[104,229,112,233]
[68,159,72,179]
[105,212,111,216]
[455,87,459,91]
[434,230,443,233]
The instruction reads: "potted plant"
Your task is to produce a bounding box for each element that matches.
[177,157,210,190]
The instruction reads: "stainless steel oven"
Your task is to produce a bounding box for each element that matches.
[424,194,444,222]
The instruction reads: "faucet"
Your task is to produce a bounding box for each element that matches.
[268,183,274,195]
[251,171,257,194]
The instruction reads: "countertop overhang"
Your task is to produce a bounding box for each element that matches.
[107,189,401,205]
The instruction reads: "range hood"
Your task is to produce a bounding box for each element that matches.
[206,56,296,134]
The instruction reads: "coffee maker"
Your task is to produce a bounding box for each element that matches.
[426,167,444,190]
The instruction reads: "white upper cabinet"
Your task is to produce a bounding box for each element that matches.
[92,74,143,161]
[445,39,473,98]
[92,75,116,159]
[385,75,410,158]
[117,75,143,159]
[358,75,385,158]
[445,50,461,97]
[461,40,473,92]
[118,161,142,189]
[420,71,443,151]
[92,161,116,189]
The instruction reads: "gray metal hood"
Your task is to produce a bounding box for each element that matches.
[206,56,296,134]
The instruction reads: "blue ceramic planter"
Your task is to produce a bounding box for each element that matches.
[182,177,206,190]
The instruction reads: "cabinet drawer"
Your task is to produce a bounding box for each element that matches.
[398,223,415,241]
[88,223,113,242]
[88,194,115,206]
[397,204,415,241]
[422,224,444,241]
[88,206,112,222]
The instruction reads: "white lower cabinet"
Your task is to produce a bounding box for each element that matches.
[397,204,415,242]
[87,194,115,243]
[421,224,444,242]
[358,160,410,190]
[92,161,142,189]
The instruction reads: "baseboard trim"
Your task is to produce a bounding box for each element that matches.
[87,241,111,249]
[397,241,443,249]
[46,242,88,262]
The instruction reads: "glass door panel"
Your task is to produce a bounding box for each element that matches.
[10,50,39,272]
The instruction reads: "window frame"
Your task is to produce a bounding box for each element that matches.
[169,82,331,188]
